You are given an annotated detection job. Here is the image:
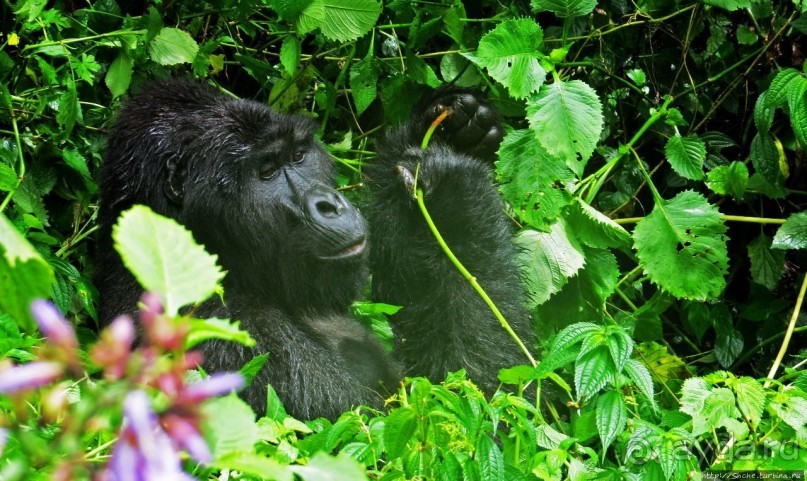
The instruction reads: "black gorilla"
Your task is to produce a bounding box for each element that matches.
[97,79,532,420]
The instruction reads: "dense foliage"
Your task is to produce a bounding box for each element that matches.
[1,0,807,479]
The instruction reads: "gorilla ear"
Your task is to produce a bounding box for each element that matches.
[164,156,186,205]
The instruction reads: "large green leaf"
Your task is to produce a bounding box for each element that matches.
[463,18,546,99]
[531,0,597,17]
[105,51,133,98]
[112,205,225,316]
[0,214,55,333]
[349,57,379,115]
[383,408,417,459]
[748,234,785,289]
[596,390,627,453]
[203,394,259,458]
[496,129,575,229]
[148,27,199,65]
[664,134,706,180]
[475,435,505,481]
[705,161,748,199]
[291,452,369,481]
[633,191,729,300]
[772,212,807,250]
[515,221,585,308]
[565,199,632,250]
[700,0,752,10]
[280,0,380,41]
[750,132,786,187]
[575,346,612,399]
[526,80,603,176]
[764,68,803,109]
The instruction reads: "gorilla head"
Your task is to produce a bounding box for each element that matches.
[98,80,368,318]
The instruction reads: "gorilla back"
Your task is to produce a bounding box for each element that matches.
[97,80,532,419]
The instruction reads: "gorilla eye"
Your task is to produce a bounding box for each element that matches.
[259,163,279,180]
[293,150,305,163]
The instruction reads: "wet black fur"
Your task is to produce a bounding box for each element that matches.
[97,79,532,419]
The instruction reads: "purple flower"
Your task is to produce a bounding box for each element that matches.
[91,315,135,379]
[0,428,7,457]
[0,361,63,393]
[161,414,212,464]
[105,391,196,481]
[30,299,77,351]
[177,373,245,404]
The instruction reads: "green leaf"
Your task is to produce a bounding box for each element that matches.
[791,92,807,148]
[750,132,786,187]
[772,212,807,250]
[203,394,259,458]
[112,205,225,316]
[605,327,633,374]
[240,353,270,388]
[214,452,293,481]
[754,91,774,132]
[61,149,92,181]
[633,190,729,300]
[349,57,378,116]
[736,25,757,45]
[701,0,752,11]
[526,80,604,176]
[148,27,199,66]
[496,129,575,229]
[0,214,55,333]
[56,79,80,136]
[318,0,381,42]
[596,390,627,453]
[383,408,417,459]
[748,234,785,289]
[475,435,505,481]
[187,318,256,349]
[565,198,632,250]
[514,221,585,308]
[624,358,657,410]
[664,134,706,180]
[464,18,546,99]
[551,322,601,353]
[292,452,369,481]
[280,36,301,76]
[575,346,613,399]
[0,162,17,192]
[732,377,766,426]
[765,68,803,110]
[706,161,748,199]
[531,0,597,17]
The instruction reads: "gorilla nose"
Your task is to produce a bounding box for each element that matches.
[305,186,349,221]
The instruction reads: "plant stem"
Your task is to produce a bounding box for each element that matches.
[0,100,26,213]
[613,215,787,225]
[415,189,537,367]
[764,273,807,387]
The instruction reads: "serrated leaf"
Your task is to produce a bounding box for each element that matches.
[754,90,774,132]
[464,18,546,99]
[496,129,575,229]
[292,452,368,481]
[105,51,133,98]
[706,161,748,199]
[203,394,259,458]
[318,0,381,42]
[772,212,807,250]
[61,149,92,180]
[750,132,786,187]
[605,327,633,374]
[625,358,657,410]
[56,80,80,136]
[0,162,17,192]
[665,134,706,180]
[791,92,807,148]
[240,353,270,389]
[748,234,785,289]
[575,346,613,399]
[383,408,417,459]
[633,190,729,300]
[112,205,225,316]
[213,452,292,481]
[476,435,505,481]
[566,198,631,249]
[349,57,378,115]
[551,323,602,354]
[526,80,604,176]
[280,36,301,76]
[531,0,597,17]
[596,390,627,453]
[515,222,585,308]
[701,0,752,10]
[187,318,256,349]
[732,377,766,426]
[765,68,803,110]
[0,214,55,333]
[148,27,199,66]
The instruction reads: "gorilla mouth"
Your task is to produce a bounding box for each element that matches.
[320,237,367,260]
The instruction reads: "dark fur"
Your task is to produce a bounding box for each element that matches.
[97,80,531,419]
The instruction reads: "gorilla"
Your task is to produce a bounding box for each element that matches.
[97,79,532,420]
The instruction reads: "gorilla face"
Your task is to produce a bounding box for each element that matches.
[176,99,369,311]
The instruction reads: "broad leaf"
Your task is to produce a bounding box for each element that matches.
[113,205,225,316]
[56,79,81,136]
[732,377,766,426]
[476,435,505,481]
[575,346,613,399]
[526,80,603,176]
[772,212,807,250]
[596,390,627,453]
[748,234,785,289]
[319,0,381,42]
[496,129,575,229]
[279,36,301,76]
[187,318,256,349]
[349,57,379,115]
[464,18,546,99]
[531,0,597,17]
[203,394,259,458]
[565,198,631,249]
[754,91,774,132]
[383,408,417,459]
[764,68,802,109]
[633,191,729,300]
[0,214,55,333]
[705,161,748,199]
[624,359,657,410]
[750,132,786,187]
[105,51,133,98]
[515,221,585,308]
[291,452,368,481]
[149,27,199,65]
[701,0,752,10]
[664,134,706,180]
